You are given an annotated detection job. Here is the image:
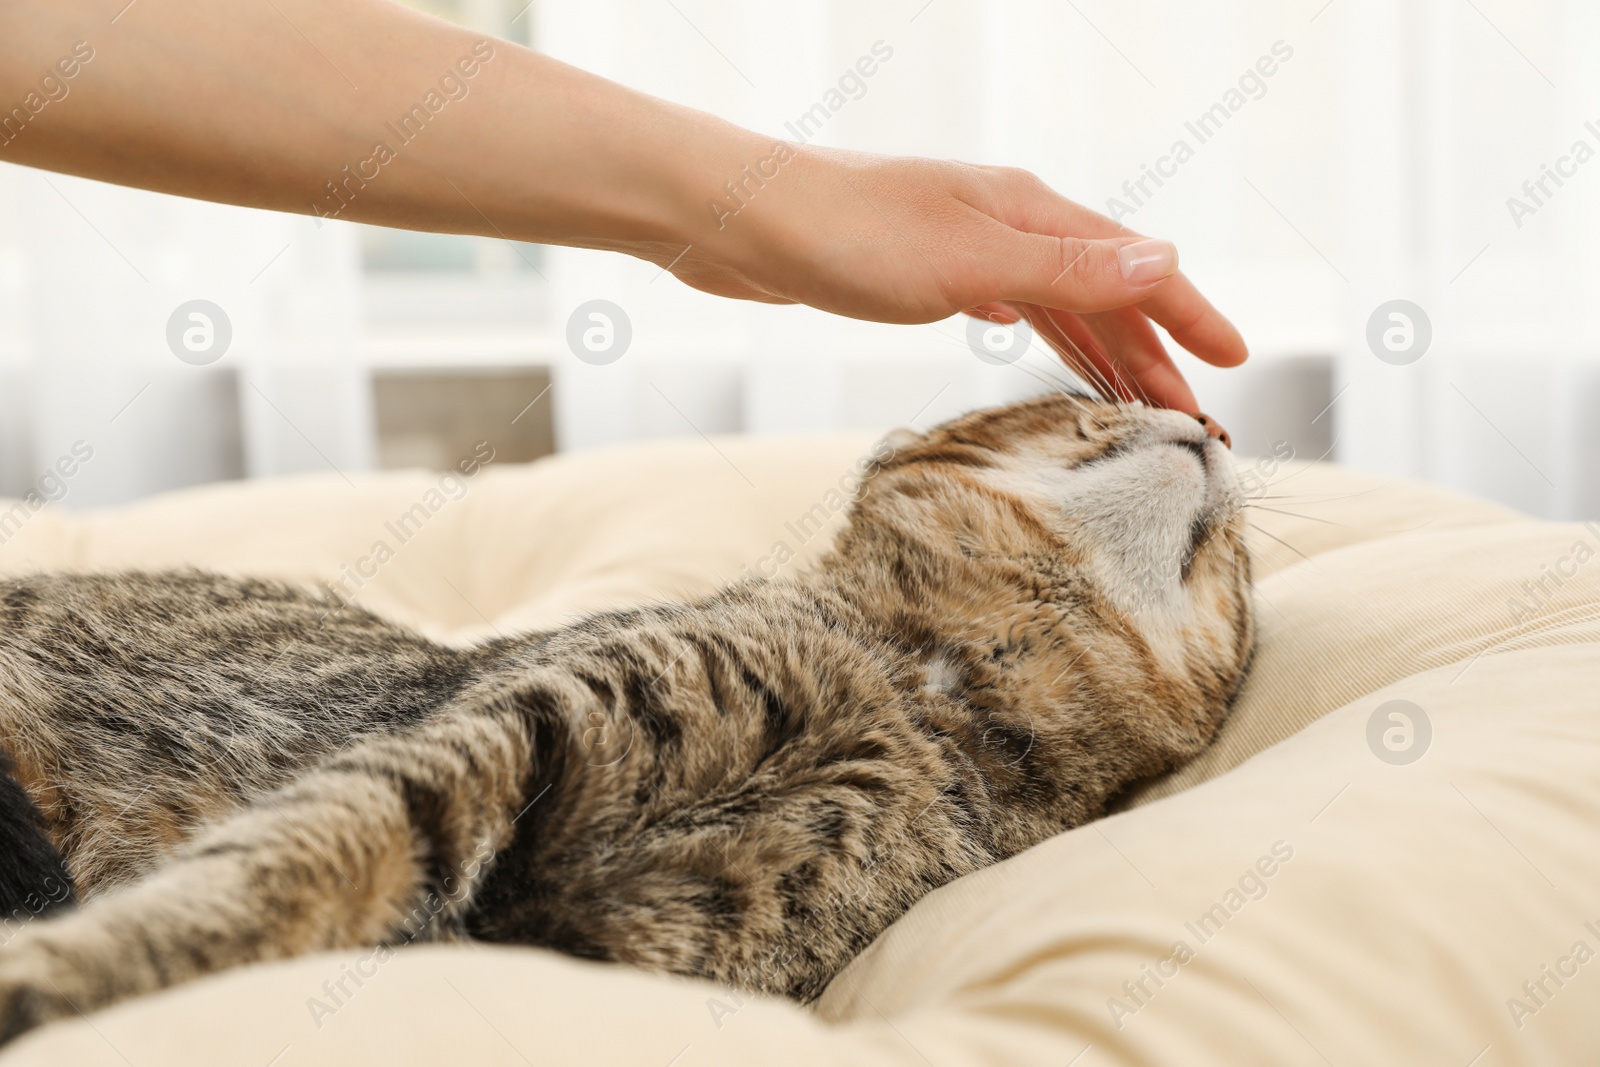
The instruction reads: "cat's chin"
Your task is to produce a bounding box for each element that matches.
[1151,423,1244,566]
[1196,436,1244,526]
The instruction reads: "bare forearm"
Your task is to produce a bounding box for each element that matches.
[0,0,1249,407]
[0,0,749,252]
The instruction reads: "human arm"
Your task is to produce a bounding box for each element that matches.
[0,0,1245,409]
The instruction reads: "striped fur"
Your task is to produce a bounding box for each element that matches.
[0,395,1253,1043]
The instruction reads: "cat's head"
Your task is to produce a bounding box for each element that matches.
[831,393,1253,697]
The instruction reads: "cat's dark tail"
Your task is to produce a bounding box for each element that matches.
[0,747,75,928]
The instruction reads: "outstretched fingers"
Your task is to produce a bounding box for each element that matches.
[966,180,1248,405]
[1077,306,1202,414]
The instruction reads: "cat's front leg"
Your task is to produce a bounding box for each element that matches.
[0,698,538,1046]
[0,939,81,1043]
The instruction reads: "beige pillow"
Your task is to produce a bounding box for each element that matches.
[0,434,889,639]
[819,643,1600,1064]
[5,446,1593,1066]
[1126,518,1597,806]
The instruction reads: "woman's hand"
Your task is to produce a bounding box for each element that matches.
[2,0,1244,411]
[655,147,1247,414]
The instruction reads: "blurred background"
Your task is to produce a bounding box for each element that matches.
[1,0,1596,518]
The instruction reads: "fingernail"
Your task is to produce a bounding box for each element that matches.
[1119,239,1177,286]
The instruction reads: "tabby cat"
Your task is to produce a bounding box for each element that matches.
[0,394,1252,1044]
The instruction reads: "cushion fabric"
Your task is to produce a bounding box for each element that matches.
[2,440,1594,1067]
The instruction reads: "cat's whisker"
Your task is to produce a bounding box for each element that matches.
[1037,347,1108,402]
[1027,360,1094,401]
[1241,504,1349,528]
[1235,495,1363,508]
[1007,356,1113,431]
[1250,583,1292,623]
[1246,521,1321,568]
[1067,350,1122,406]
[1024,308,1120,405]
[949,311,1113,428]
[1043,313,1150,410]
[1100,352,1151,408]
[1013,360,1090,405]
[1028,344,1098,395]
[1245,485,1392,509]
[1246,434,1343,494]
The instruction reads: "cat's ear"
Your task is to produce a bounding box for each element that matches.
[877,427,922,456]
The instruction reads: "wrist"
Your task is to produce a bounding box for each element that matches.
[667,134,839,285]
[495,54,771,256]
[594,89,782,258]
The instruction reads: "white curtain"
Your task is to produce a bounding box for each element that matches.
[0,166,371,508]
[1331,0,1600,519]
[537,0,1598,520]
[2,0,1594,521]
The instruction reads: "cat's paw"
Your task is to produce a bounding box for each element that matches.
[0,960,75,1047]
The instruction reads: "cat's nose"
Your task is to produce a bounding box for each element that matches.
[1194,413,1231,450]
